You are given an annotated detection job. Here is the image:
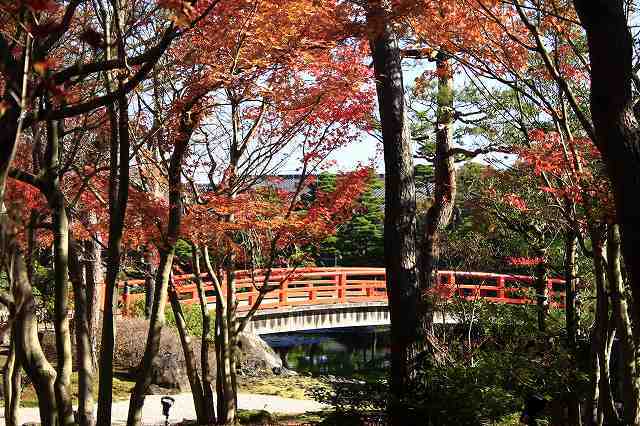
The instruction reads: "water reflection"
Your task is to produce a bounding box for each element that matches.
[262,326,390,376]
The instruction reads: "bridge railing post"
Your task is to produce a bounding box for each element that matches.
[337,272,346,302]
[497,276,505,301]
[279,279,288,306]
[309,282,316,301]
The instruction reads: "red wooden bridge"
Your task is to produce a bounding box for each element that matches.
[117,267,566,316]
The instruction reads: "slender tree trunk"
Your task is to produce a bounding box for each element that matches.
[97,86,130,425]
[144,247,156,319]
[588,242,619,425]
[564,231,581,425]
[367,3,420,420]
[3,327,21,426]
[203,250,234,424]
[127,250,174,426]
[43,115,73,425]
[607,224,640,425]
[534,249,548,332]
[69,240,95,426]
[419,53,456,337]
[126,108,192,426]
[168,284,207,423]
[83,230,101,368]
[192,246,216,423]
[12,253,58,426]
[226,268,239,417]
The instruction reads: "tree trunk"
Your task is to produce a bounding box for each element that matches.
[419,53,456,336]
[3,327,21,426]
[534,249,548,332]
[12,253,58,426]
[588,242,619,425]
[572,0,640,350]
[366,3,420,419]
[192,246,216,423]
[44,116,74,425]
[144,247,156,319]
[69,240,96,426]
[83,229,101,368]
[126,108,192,426]
[607,223,640,425]
[564,231,581,425]
[202,250,234,425]
[97,82,130,425]
[168,284,207,423]
[127,250,174,426]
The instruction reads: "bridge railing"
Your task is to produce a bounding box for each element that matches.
[113,268,564,316]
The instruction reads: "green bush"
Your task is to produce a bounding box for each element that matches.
[164,303,213,337]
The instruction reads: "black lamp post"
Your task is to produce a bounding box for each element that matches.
[161,396,175,426]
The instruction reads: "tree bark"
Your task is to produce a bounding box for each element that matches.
[607,224,640,425]
[97,83,130,425]
[83,226,101,368]
[588,241,619,425]
[126,108,192,426]
[534,249,548,332]
[564,231,581,425]
[202,249,234,424]
[419,53,456,335]
[168,284,207,423]
[12,253,58,426]
[367,3,420,419]
[3,327,21,426]
[192,246,216,423]
[572,0,640,347]
[144,247,156,319]
[69,240,96,426]
[44,116,74,425]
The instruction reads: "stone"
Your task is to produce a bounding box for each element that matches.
[237,331,283,374]
[147,352,190,394]
[272,366,298,376]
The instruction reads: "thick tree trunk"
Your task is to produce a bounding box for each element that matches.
[69,240,96,426]
[367,3,420,419]
[607,224,640,425]
[419,54,456,335]
[12,253,58,426]
[168,284,207,423]
[572,1,640,350]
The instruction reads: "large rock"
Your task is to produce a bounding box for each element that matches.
[148,352,190,394]
[237,331,283,375]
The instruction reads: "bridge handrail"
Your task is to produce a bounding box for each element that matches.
[112,267,565,316]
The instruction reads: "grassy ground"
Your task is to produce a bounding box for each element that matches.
[10,373,325,408]
[4,371,135,408]
[238,375,327,400]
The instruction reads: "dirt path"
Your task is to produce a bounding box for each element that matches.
[0,393,327,425]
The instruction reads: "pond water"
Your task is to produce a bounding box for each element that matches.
[262,326,390,377]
